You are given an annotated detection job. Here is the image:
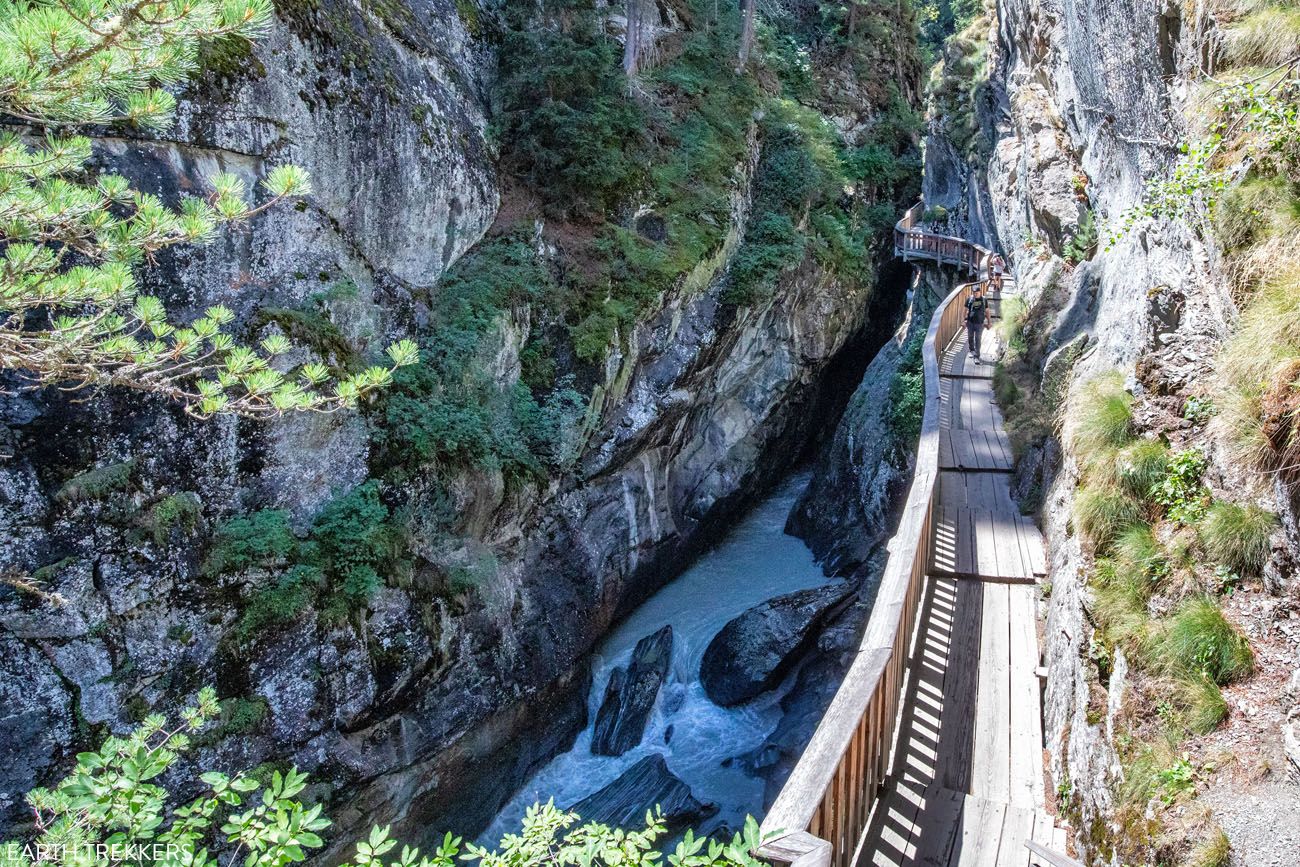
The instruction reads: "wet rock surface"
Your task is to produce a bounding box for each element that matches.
[569,754,717,832]
[699,582,855,707]
[592,627,673,757]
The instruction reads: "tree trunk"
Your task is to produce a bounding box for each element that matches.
[623,0,642,77]
[737,0,756,69]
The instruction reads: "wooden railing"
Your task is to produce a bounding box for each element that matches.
[755,212,993,867]
[892,201,987,276]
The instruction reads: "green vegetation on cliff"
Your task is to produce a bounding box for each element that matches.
[0,0,416,417]
[2,691,772,867]
[1061,372,1271,866]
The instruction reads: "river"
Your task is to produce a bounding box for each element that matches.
[483,471,839,842]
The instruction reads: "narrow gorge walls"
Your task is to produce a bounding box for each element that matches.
[0,0,924,853]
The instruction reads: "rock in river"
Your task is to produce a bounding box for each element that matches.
[592,626,674,756]
[570,754,717,831]
[700,582,855,707]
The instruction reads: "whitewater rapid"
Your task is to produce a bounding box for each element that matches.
[483,472,835,841]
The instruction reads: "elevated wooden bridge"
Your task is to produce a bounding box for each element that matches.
[757,209,1072,867]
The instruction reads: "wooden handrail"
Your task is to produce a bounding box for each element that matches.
[757,208,995,867]
[892,200,992,277]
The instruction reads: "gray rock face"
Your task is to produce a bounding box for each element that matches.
[593,627,673,757]
[0,1,922,852]
[700,582,855,707]
[789,266,945,574]
[569,754,716,832]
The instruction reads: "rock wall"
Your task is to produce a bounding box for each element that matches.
[0,0,922,853]
[926,0,1300,861]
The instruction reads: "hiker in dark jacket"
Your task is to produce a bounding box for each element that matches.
[966,282,992,363]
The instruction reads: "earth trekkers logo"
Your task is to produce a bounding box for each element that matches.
[1,842,193,864]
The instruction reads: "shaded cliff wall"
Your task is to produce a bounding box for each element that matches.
[0,0,923,852]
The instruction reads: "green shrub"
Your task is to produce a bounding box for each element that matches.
[1074,484,1143,551]
[1156,596,1254,684]
[10,693,771,867]
[232,565,318,646]
[1066,372,1134,463]
[204,510,296,576]
[1149,448,1209,524]
[1200,501,1278,575]
[494,3,648,219]
[148,492,202,545]
[56,460,135,503]
[887,331,926,454]
[1063,210,1098,264]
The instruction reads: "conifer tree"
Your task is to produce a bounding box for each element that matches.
[0,0,418,417]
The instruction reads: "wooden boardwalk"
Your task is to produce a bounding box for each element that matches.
[859,291,1060,867]
[757,213,1071,867]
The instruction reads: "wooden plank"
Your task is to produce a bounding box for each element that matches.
[862,787,923,867]
[972,582,1010,804]
[951,796,1004,867]
[911,787,963,867]
[936,579,981,794]
[1024,841,1083,867]
[1006,587,1042,815]
[995,806,1036,867]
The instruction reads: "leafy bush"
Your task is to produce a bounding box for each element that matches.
[1200,501,1278,576]
[204,510,296,576]
[887,331,927,454]
[3,692,772,867]
[1148,448,1209,524]
[232,566,319,646]
[1062,210,1098,264]
[1156,596,1254,684]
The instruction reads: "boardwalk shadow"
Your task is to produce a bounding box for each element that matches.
[858,576,983,866]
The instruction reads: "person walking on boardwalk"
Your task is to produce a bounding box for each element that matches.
[966,282,992,363]
[990,254,1005,292]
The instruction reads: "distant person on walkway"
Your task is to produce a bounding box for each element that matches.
[966,282,992,363]
[990,254,1005,292]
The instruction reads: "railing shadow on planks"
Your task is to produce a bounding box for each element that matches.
[754,208,994,867]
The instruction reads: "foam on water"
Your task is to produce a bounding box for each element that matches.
[483,472,835,842]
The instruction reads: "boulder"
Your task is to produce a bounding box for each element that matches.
[592,626,673,757]
[700,582,855,707]
[569,754,717,831]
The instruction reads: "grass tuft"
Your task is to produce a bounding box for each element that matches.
[1066,371,1134,464]
[1115,439,1170,501]
[1221,5,1300,67]
[1186,826,1232,867]
[1112,524,1166,582]
[1173,675,1229,735]
[1091,558,1154,656]
[1155,596,1254,684]
[1074,483,1144,551]
[1200,501,1278,575]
